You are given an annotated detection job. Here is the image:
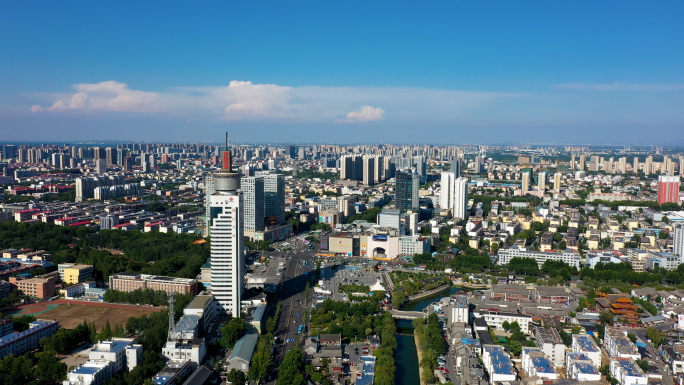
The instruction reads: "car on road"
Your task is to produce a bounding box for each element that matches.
[362,347,369,354]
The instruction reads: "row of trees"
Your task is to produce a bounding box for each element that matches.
[413,314,446,383]
[372,312,397,385]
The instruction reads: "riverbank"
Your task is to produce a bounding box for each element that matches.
[414,333,426,385]
[407,283,451,301]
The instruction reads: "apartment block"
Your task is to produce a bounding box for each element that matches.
[109,273,198,295]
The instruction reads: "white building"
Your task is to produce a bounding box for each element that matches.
[482,345,516,384]
[89,338,143,373]
[571,334,601,368]
[453,177,469,220]
[566,352,601,382]
[604,327,640,360]
[674,223,684,257]
[473,312,532,334]
[63,338,142,385]
[240,177,265,232]
[440,172,455,211]
[538,172,546,191]
[497,247,582,269]
[533,327,566,367]
[162,339,206,364]
[210,147,245,317]
[0,320,59,358]
[521,347,558,380]
[610,358,648,385]
[446,295,469,326]
[63,360,112,385]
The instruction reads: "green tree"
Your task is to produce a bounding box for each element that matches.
[220,318,248,348]
[508,340,522,356]
[226,368,247,385]
[34,350,68,382]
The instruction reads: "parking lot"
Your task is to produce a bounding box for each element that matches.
[320,265,382,298]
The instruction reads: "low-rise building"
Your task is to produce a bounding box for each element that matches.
[153,359,194,385]
[0,320,59,358]
[109,273,198,295]
[482,345,516,383]
[473,311,532,334]
[571,334,601,368]
[533,327,566,367]
[497,247,582,269]
[0,318,13,338]
[162,339,206,364]
[604,326,640,360]
[59,263,93,284]
[182,295,215,332]
[225,334,258,373]
[8,276,56,299]
[520,347,557,380]
[566,352,601,382]
[610,358,647,385]
[63,360,113,385]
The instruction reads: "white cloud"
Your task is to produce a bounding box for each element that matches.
[33,81,160,113]
[30,80,521,123]
[553,82,684,91]
[342,105,385,123]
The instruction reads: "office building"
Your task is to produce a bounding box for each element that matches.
[0,320,59,358]
[241,177,265,232]
[209,137,244,317]
[451,158,461,177]
[1,145,16,161]
[657,175,680,205]
[64,338,143,385]
[123,156,133,172]
[497,248,582,269]
[262,173,285,225]
[109,273,199,295]
[395,170,418,213]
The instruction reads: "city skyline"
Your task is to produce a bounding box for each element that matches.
[1,2,683,144]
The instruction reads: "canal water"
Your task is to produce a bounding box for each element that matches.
[394,286,466,385]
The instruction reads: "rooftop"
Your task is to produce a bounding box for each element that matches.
[485,345,515,375]
[185,295,213,310]
[574,334,599,352]
[228,333,258,362]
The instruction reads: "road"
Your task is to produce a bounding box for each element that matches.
[633,325,675,385]
[262,250,318,385]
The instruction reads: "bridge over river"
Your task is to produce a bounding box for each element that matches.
[389,310,427,320]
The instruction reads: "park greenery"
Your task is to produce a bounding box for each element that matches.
[310,299,383,341]
[372,312,398,385]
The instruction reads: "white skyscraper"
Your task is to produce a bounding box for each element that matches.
[674,224,684,258]
[440,172,455,210]
[210,135,244,317]
[453,177,469,220]
[538,172,546,191]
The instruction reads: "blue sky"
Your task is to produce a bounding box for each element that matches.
[1,1,683,144]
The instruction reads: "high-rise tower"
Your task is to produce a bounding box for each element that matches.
[209,133,244,318]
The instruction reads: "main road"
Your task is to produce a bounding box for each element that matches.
[262,250,318,385]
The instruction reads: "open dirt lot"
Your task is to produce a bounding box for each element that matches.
[14,300,164,329]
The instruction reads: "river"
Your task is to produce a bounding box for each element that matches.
[394,286,466,385]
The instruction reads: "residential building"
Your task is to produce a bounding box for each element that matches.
[533,327,566,367]
[108,273,198,295]
[152,359,194,385]
[439,172,455,211]
[604,326,640,360]
[538,172,546,191]
[521,347,557,380]
[610,358,647,385]
[675,223,684,257]
[566,352,601,382]
[570,334,601,367]
[473,312,532,334]
[0,320,59,358]
[482,345,516,384]
[658,175,680,205]
[0,318,13,338]
[453,177,468,220]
